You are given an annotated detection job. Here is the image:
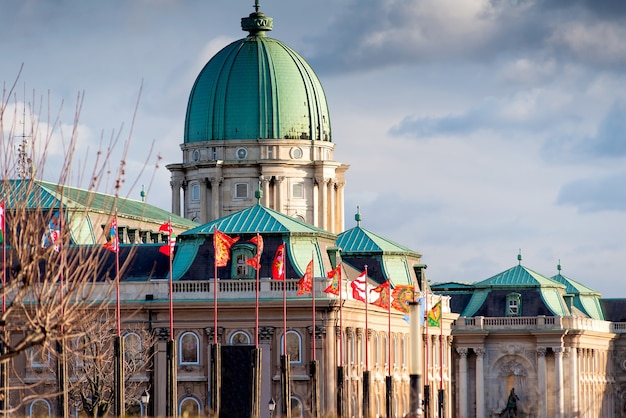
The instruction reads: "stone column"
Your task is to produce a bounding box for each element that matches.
[537,347,547,418]
[210,177,221,221]
[457,347,468,418]
[474,347,485,418]
[259,326,275,418]
[329,179,336,233]
[335,181,345,232]
[554,346,564,418]
[315,177,327,230]
[260,175,270,207]
[569,347,578,417]
[170,180,181,215]
[153,328,170,417]
[274,176,285,213]
[181,180,188,216]
[200,178,208,223]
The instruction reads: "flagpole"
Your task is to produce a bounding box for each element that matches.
[115,211,121,338]
[337,263,345,418]
[0,200,5,415]
[213,227,218,345]
[424,288,430,415]
[168,217,174,339]
[311,252,315,360]
[255,233,260,349]
[363,265,370,418]
[386,278,393,418]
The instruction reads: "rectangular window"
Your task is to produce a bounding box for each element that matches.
[292,183,304,198]
[236,254,248,276]
[191,184,200,201]
[508,300,518,315]
[235,183,248,199]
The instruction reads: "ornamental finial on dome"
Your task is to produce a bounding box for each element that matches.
[355,206,362,227]
[517,249,522,265]
[241,1,273,36]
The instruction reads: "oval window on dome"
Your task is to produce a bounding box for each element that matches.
[290,147,303,159]
[236,147,248,160]
[192,149,200,162]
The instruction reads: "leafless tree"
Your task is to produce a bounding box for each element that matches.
[0,69,159,413]
[65,312,156,417]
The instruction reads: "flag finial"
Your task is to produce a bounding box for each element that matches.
[517,249,522,265]
[355,206,362,227]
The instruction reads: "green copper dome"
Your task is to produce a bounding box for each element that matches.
[184,7,331,143]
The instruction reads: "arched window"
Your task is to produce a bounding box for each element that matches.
[30,399,51,417]
[373,334,379,366]
[179,396,201,417]
[290,396,304,418]
[231,244,255,279]
[179,332,200,365]
[280,330,302,363]
[230,331,251,345]
[124,332,142,367]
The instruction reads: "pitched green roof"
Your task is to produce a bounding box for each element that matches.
[3,179,196,229]
[551,272,604,320]
[475,264,565,289]
[181,203,333,236]
[337,226,421,256]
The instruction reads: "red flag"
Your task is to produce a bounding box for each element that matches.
[0,201,4,243]
[391,285,414,314]
[297,259,314,295]
[271,244,286,280]
[370,281,391,309]
[159,221,176,256]
[350,270,372,303]
[245,235,264,271]
[324,264,341,295]
[103,216,119,253]
[41,211,61,251]
[213,228,239,267]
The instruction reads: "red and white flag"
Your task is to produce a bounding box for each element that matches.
[350,270,377,303]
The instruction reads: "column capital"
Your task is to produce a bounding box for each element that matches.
[307,325,325,339]
[345,327,354,339]
[553,346,565,356]
[259,326,276,341]
[209,177,223,186]
[536,347,548,357]
[204,326,224,341]
[456,347,468,357]
[155,327,171,341]
[474,347,485,357]
[274,175,285,184]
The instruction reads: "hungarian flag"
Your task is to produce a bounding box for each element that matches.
[271,244,286,280]
[427,300,442,327]
[245,234,263,271]
[41,211,61,251]
[370,280,391,309]
[158,221,176,257]
[350,270,375,303]
[297,259,314,295]
[391,285,414,314]
[103,216,119,253]
[213,228,239,267]
[324,264,341,295]
[0,201,4,243]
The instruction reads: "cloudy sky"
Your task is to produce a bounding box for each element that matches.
[2,0,626,296]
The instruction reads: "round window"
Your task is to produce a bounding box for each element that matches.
[236,147,248,160]
[290,147,303,159]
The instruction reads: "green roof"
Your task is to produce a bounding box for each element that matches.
[551,272,604,320]
[475,264,566,289]
[3,179,196,229]
[337,226,421,256]
[180,203,333,237]
[185,9,330,143]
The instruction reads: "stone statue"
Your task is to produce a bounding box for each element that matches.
[502,388,520,417]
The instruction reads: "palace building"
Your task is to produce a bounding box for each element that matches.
[6,3,626,418]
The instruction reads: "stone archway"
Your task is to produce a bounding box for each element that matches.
[487,353,536,417]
